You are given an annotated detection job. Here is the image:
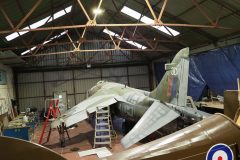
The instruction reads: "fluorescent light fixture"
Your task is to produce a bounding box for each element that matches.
[93,8,103,15]
[103,29,147,49]
[21,31,67,55]
[121,6,180,36]
[6,6,72,41]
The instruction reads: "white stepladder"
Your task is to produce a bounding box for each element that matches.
[93,106,115,148]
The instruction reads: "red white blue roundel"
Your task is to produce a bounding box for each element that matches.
[206,143,234,160]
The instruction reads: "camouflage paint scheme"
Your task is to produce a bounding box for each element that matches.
[52,48,209,148]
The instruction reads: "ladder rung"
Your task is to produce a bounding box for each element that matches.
[94,141,111,145]
[96,123,109,126]
[96,129,110,132]
[94,107,112,148]
[95,127,110,130]
[95,135,110,138]
[97,117,109,120]
[97,110,109,113]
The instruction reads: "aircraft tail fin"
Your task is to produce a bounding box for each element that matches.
[150,48,190,106]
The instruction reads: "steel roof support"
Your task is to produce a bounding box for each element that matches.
[104,27,117,48]
[0,5,32,52]
[66,31,77,49]
[15,0,43,30]
[117,27,126,48]
[0,22,232,34]
[191,0,215,26]
[0,39,177,51]
[145,0,158,21]
[21,48,172,58]
[158,0,168,22]
[93,0,103,20]
[76,0,91,21]
[32,30,54,55]
[77,27,87,49]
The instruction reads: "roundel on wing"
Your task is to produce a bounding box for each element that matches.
[206,143,234,160]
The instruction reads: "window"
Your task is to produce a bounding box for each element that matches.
[6,6,72,41]
[121,6,180,36]
[21,31,67,55]
[103,29,147,49]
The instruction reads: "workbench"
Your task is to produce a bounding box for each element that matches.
[3,113,38,141]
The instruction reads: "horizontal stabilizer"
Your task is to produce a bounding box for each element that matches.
[121,101,180,148]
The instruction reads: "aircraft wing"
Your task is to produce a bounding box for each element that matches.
[121,100,180,148]
[51,92,126,128]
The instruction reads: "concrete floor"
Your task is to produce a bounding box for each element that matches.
[33,120,139,160]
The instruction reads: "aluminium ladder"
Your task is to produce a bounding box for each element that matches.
[93,106,115,148]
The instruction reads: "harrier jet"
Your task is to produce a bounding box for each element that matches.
[52,47,210,148]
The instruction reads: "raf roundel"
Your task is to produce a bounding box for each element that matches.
[206,144,234,160]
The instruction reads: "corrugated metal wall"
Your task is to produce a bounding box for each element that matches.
[16,65,150,112]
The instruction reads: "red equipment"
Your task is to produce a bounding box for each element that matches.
[38,99,61,144]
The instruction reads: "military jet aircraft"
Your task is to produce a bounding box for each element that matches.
[52,47,210,148]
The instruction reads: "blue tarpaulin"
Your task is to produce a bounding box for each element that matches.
[154,44,240,101]
[154,62,165,84]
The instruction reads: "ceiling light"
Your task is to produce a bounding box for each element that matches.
[93,8,103,15]
[121,6,180,36]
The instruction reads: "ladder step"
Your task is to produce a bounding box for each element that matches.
[96,123,109,126]
[96,129,110,132]
[97,110,109,114]
[94,141,111,145]
[97,117,109,120]
[94,107,112,148]
[95,135,111,138]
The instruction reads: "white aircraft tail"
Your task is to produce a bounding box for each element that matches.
[121,48,190,148]
[150,48,190,106]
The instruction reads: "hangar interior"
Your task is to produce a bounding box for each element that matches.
[0,0,240,160]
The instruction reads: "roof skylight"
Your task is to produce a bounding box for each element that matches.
[121,6,180,36]
[21,30,67,55]
[6,6,72,41]
[103,29,147,49]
